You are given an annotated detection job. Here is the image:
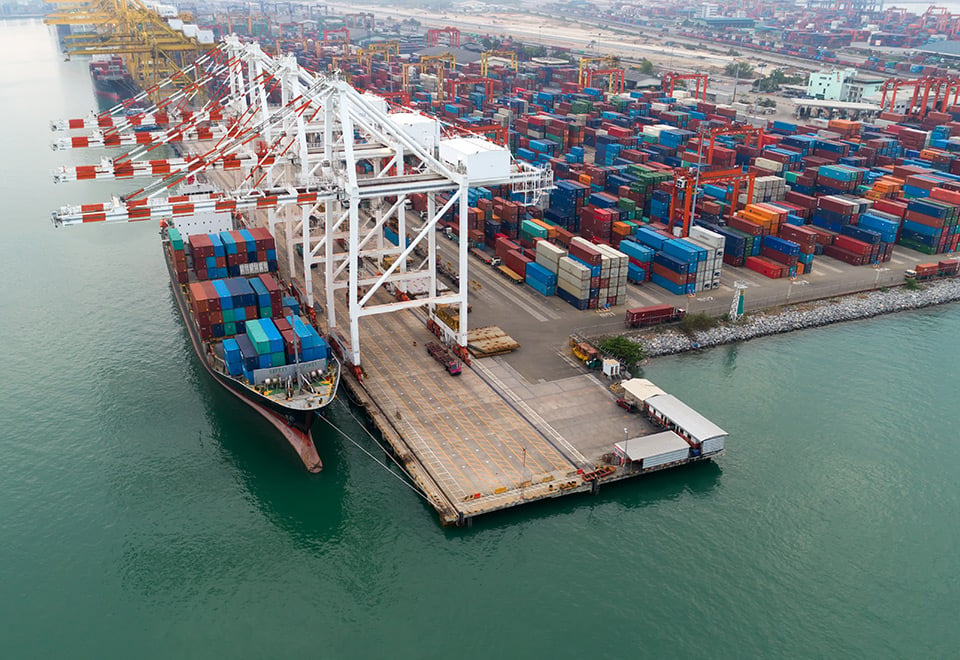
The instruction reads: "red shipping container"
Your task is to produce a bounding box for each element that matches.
[651,262,689,286]
[834,235,872,256]
[823,245,866,265]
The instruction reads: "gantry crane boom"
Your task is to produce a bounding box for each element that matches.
[50,37,553,374]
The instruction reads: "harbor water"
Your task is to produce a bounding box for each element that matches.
[2,19,959,658]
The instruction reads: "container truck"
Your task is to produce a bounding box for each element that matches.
[624,305,686,328]
[426,341,462,376]
[905,259,959,282]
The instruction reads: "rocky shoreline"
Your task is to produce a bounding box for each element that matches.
[637,280,960,358]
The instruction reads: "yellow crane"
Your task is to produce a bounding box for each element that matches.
[480,50,518,77]
[578,55,619,89]
[402,53,456,101]
[45,0,206,105]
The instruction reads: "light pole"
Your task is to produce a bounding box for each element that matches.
[786,278,807,302]
[873,265,890,290]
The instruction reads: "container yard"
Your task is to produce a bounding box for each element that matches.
[45,0,960,523]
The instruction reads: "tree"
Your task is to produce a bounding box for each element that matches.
[725,61,754,78]
[597,336,646,368]
[752,67,804,93]
[639,58,654,75]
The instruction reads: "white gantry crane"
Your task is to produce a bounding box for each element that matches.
[51,36,552,375]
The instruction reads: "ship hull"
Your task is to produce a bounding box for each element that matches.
[163,243,328,472]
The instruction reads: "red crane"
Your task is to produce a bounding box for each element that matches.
[446,77,496,103]
[427,26,461,48]
[706,125,764,167]
[880,76,960,119]
[661,72,708,101]
[668,167,755,237]
[322,27,350,52]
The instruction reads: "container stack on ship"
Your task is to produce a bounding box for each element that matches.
[165,220,340,472]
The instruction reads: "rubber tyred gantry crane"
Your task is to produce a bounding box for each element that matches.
[880,76,960,119]
[706,125,764,167]
[427,26,461,47]
[661,72,708,101]
[49,37,552,373]
[668,167,755,237]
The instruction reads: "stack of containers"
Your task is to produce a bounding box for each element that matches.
[618,239,653,283]
[812,195,860,232]
[743,176,788,203]
[188,281,222,340]
[220,228,279,276]
[222,338,244,377]
[284,315,329,363]
[556,255,592,310]
[282,295,301,315]
[760,236,801,278]
[778,224,820,274]
[547,180,588,229]
[168,228,188,283]
[189,233,227,280]
[535,240,565,275]
[687,225,726,290]
[901,196,960,255]
[214,277,256,337]
[245,318,286,369]
[662,238,707,295]
[824,233,875,266]
[566,238,603,308]
[525,261,557,297]
[591,242,629,307]
[651,246,693,295]
[520,218,549,245]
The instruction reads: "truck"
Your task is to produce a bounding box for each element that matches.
[469,247,501,267]
[426,341,462,376]
[624,304,686,328]
[906,259,959,282]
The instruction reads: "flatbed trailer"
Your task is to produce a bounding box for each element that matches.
[497,264,523,284]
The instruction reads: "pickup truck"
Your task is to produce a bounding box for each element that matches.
[426,341,462,376]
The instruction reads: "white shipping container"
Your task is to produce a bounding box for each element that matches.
[558,256,591,279]
[558,280,589,298]
[755,157,783,174]
[535,253,559,273]
[537,240,566,261]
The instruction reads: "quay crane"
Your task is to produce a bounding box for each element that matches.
[49,37,553,378]
[44,0,206,105]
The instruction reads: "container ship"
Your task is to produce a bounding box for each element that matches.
[89,55,139,109]
[162,221,340,472]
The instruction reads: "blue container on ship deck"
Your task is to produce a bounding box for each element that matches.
[212,280,233,308]
[235,334,258,373]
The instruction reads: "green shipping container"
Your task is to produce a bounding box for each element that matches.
[245,319,272,354]
[222,308,234,323]
[224,322,236,336]
[168,228,184,251]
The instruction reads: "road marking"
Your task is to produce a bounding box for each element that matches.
[472,359,588,466]
[815,262,843,274]
[630,287,662,304]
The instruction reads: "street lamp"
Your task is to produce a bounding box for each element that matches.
[873,265,890,290]
[786,278,807,302]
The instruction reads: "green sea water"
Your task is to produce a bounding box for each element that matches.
[2,20,959,658]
